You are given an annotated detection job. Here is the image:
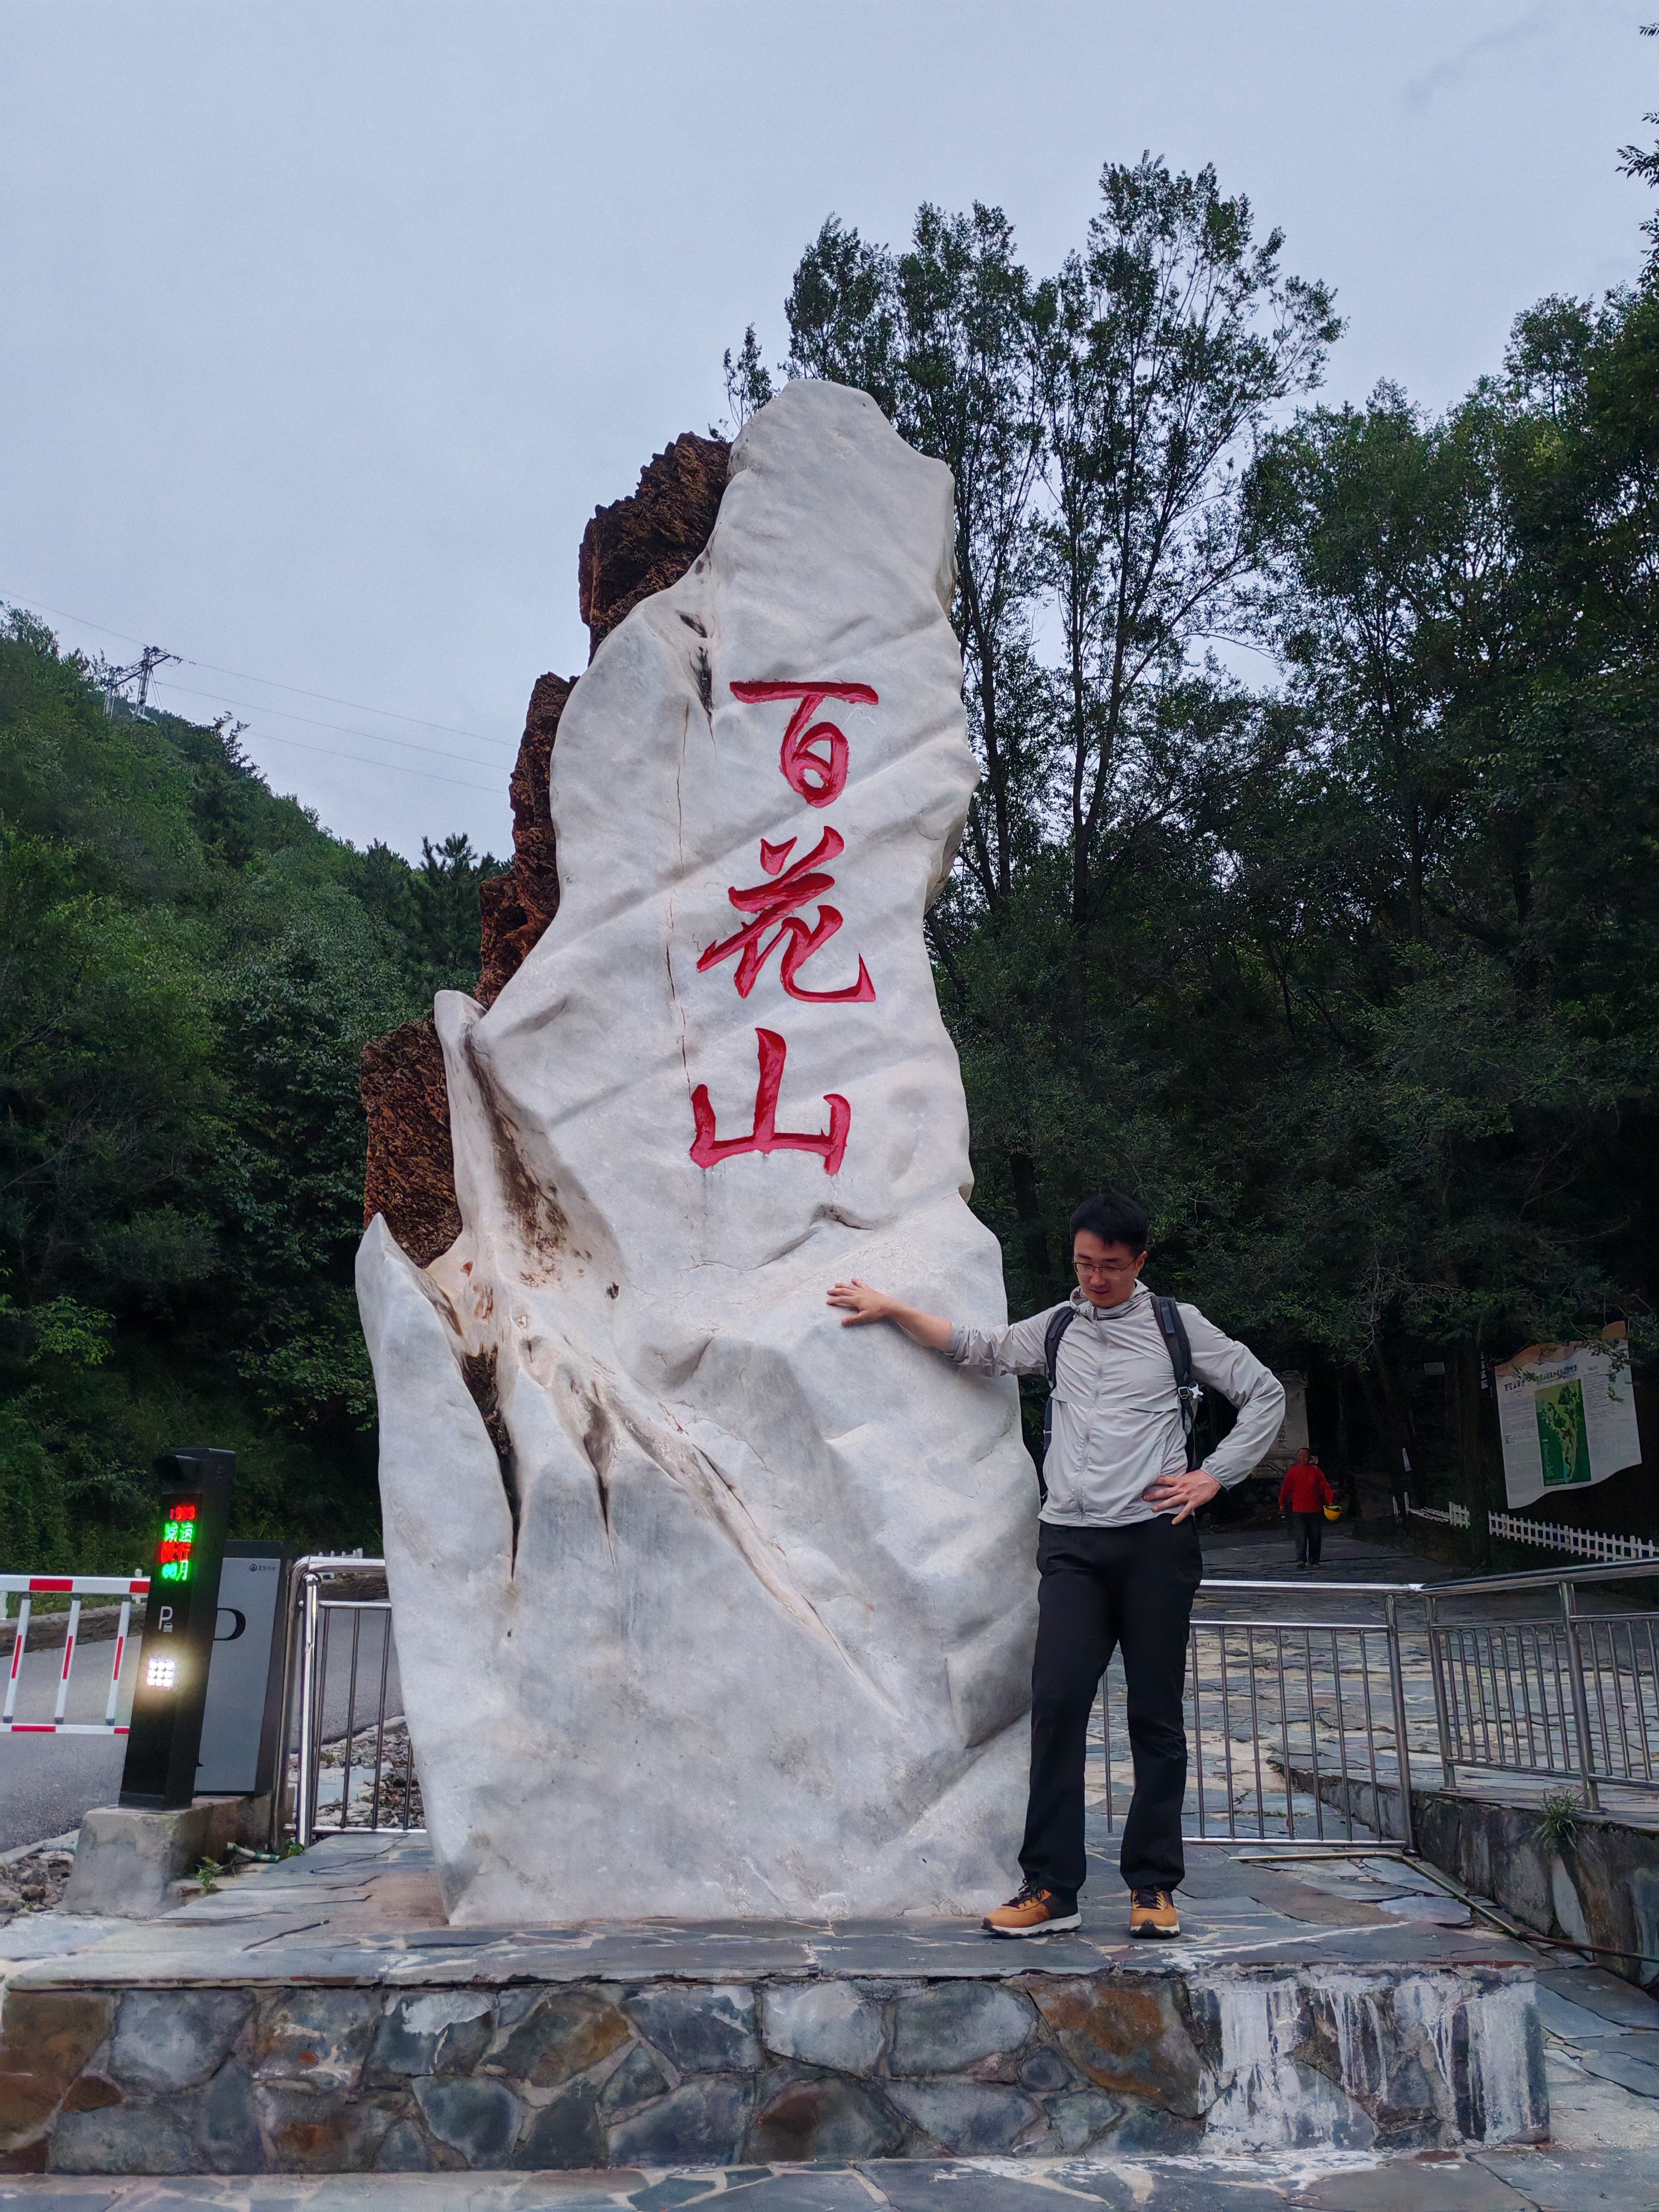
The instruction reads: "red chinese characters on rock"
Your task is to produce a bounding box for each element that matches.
[689,680,879,1177]
[689,1028,850,1175]
[729,680,876,807]
[695,827,875,1003]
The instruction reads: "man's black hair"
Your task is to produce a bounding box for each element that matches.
[1068,1191,1149,1255]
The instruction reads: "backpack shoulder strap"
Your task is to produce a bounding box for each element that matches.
[1150,1295,1193,1388]
[1043,1303,1077,1386]
[1150,1295,1203,1471]
[1037,1305,1078,1498]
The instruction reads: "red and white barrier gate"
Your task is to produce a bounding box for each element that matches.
[1,1575,150,1735]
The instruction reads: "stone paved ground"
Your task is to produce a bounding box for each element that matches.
[3,1532,1656,2200]
[0,1828,1548,1985]
[3,2139,1659,2206]
[0,1833,1559,2170]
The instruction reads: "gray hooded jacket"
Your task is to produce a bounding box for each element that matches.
[946,1282,1286,1528]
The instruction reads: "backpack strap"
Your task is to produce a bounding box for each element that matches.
[1151,1295,1205,1471]
[1037,1305,1077,1501]
[1044,1303,1077,1387]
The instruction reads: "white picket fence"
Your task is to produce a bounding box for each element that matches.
[1403,1502,1656,1561]
[1409,1502,1471,1529]
[1487,1512,1659,1563]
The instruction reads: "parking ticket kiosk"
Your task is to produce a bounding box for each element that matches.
[118,1447,234,1810]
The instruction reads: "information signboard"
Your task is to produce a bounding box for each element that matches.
[1494,1325,1641,1509]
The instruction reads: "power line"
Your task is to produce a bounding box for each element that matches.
[2,588,514,745]
[103,644,180,712]
[3,583,514,801]
[147,673,515,768]
[221,726,501,797]
[184,655,512,744]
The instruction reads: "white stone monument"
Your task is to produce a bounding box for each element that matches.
[357,381,1037,1923]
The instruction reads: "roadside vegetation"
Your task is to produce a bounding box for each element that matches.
[0,629,498,1568]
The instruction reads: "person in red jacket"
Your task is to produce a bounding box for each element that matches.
[1280,1449,1335,1568]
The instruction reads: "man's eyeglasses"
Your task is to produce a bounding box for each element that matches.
[1074,1258,1136,1278]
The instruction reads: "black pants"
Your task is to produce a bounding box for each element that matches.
[1018,1516,1202,1901]
[1290,1510,1324,1564]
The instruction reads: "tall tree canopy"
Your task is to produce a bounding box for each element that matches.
[744,144,1659,1542]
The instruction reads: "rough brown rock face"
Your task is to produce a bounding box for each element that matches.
[359,1020,461,1266]
[359,434,729,1257]
[475,670,573,1009]
[577,433,730,658]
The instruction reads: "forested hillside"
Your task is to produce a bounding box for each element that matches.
[0,618,498,1568]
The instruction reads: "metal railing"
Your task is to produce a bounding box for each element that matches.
[1426,1572,1659,1810]
[1,1574,149,1736]
[265,1551,1659,1853]
[1094,1577,1423,1849]
[274,1555,421,1849]
[1092,1560,1659,1847]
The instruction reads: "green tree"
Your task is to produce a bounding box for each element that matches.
[0,611,499,1568]
[788,204,1047,913]
[1618,20,1659,285]
[752,116,1659,1535]
[1031,157,1340,930]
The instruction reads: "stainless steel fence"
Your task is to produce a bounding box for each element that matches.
[1427,1576,1659,1810]
[272,1555,420,1849]
[268,1550,1659,1851]
[1092,1560,1659,1849]
[1096,1580,1423,1850]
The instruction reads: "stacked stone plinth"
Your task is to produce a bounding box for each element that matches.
[0,1960,1546,2173]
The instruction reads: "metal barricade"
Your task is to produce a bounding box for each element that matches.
[1096,1577,1420,1848]
[1,1574,149,1736]
[275,1555,421,1847]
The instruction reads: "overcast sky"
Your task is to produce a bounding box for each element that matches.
[3,1,1653,861]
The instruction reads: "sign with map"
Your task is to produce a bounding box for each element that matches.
[1494,1324,1641,1508]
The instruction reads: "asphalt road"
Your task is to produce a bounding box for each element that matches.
[0,1634,138,1852]
[0,1609,402,1855]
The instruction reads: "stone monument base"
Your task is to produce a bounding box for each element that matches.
[59,1796,274,1920]
[0,1832,1549,2174]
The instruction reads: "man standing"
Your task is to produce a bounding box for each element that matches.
[828,1192,1284,1939]
[1280,1448,1336,1570]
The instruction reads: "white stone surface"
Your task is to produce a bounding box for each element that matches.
[357,381,1037,1924]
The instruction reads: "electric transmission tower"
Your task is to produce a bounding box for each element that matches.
[103,644,180,716]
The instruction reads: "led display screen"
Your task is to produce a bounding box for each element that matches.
[157,1500,198,1583]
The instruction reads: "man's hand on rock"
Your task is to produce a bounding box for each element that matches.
[827,1280,954,1351]
[1141,1468,1222,1525]
[827,1278,893,1325]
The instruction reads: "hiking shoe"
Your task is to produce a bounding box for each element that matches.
[1129,1886,1180,1938]
[982,1880,1080,1937]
